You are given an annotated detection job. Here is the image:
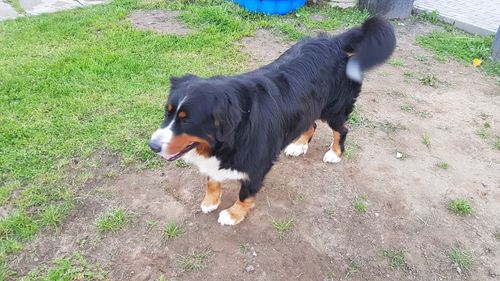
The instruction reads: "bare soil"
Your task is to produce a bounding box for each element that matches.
[128,10,191,35]
[11,18,500,281]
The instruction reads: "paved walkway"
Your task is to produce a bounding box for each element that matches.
[414,0,500,35]
[0,0,106,20]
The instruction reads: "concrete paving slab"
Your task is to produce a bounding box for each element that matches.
[414,0,500,35]
[0,0,20,20]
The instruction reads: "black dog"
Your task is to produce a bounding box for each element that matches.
[149,17,395,225]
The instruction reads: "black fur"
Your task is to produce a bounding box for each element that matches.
[156,17,395,201]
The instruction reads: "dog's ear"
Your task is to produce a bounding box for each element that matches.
[213,93,242,147]
[170,74,199,90]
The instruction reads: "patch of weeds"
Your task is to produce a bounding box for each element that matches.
[495,231,500,241]
[343,140,359,160]
[448,247,473,273]
[382,249,408,272]
[22,253,107,280]
[177,249,210,272]
[422,134,431,147]
[380,121,406,134]
[436,161,449,170]
[346,259,362,277]
[158,275,167,281]
[479,112,489,120]
[388,58,404,67]
[347,107,367,127]
[146,220,158,229]
[418,110,433,119]
[103,170,118,178]
[354,196,368,213]
[420,74,438,87]
[448,199,472,216]
[95,208,128,233]
[433,53,447,62]
[163,222,184,240]
[271,217,294,238]
[414,55,428,62]
[476,128,491,140]
[415,10,440,24]
[483,121,491,129]
[400,103,414,112]
[175,159,190,168]
[417,30,499,76]
[323,208,334,218]
[386,90,405,98]
[495,137,500,150]
[40,202,73,228]
[239,243,250,254]
[403,71,415,78]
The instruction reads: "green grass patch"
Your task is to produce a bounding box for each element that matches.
[383,249,408,272]
[436,161,449,170]
[419,74,438,87]
[422,133,431,147]
[271,217,294,238]
[388,58,404,67]
[163,222,184,240]
[21,253,107,281]
[95,208,128,232]
[417,30,499,76]
[448,247,473,273]
[354,195,368,213]
[177,249,210,272]
[400,103,414,112]
[175,159,190,168]
[448,199,472,216]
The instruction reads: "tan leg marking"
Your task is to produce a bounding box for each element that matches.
[200,178,221,213]
[332,130,342,157]
[323,130,342,163]
[284,126,316,156]
[217,197,256,226]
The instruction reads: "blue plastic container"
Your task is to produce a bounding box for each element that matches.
[234,0,306,15]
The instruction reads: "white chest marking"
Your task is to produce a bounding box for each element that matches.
[182,150,248,182]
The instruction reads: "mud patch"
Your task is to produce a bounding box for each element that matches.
[128,10,191,35]
[239,29,292,70]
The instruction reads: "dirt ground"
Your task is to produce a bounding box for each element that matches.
[11,15,500,281]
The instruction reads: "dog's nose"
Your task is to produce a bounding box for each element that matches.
[149,141,162,153]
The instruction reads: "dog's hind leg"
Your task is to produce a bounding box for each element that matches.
[323,121,348,164]
[200,177,222,213]
[284,123,317,157]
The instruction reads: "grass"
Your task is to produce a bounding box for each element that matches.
[448,247,473,273]
[448,199,472,216]
[354,195,368,213]
[271,217,294,238]
[382,249,408,272]
[415,10,440,25]
[495,231,500,241]
[22,253,107,280]
[177,249,210,272]
[417,29,499,77]
[0,0,368,275]
[436,161,449,170]
[95,208,128,232]
[388,58,404,67]
[419,74,438,87]
[422,134,431,147]
[400,103,414,112]
[477,128,491,140]
[175,159,190,168]
[346,259,362,276]
[347,107,367,127]
[163,222,184,240]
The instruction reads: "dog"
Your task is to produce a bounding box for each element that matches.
[149,17,395,225]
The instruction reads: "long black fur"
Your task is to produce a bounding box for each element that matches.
[159,17,395,201]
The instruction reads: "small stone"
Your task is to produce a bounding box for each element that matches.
[456,266,462,275]
[396,152,403,159]
[375,212,379,217]
[252,251,257,257]
[245,265,255,273]
[34,257,38,262]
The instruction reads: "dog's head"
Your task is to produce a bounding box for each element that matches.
[149,75,242,161]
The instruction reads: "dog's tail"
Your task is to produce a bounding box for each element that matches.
[339,17,396,83]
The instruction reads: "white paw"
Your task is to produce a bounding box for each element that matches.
[217,210,236,226]
[201,202,219,213]
[323,150,341,163]
[284,143,308,157]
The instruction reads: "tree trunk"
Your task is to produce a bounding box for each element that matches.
[358,0,415,19]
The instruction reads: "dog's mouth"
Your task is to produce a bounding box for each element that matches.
[164,142,198,161]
